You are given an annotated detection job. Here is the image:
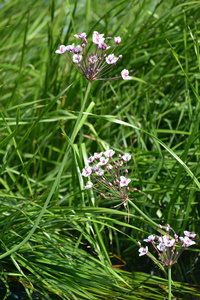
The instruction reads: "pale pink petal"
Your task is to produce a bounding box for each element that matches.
[73,54,82,63]
[84,181,93,189]
[92,31,105,45]
[122,153,131,162]
[119,176,131,187]
[121,69,131,80]
[104,149,115,158]
[114,36,121,44]
[139,246,148,256]
[74,32,87,39]
[143,235,155,242]
[106,54,118,64]
[55,45,67,54]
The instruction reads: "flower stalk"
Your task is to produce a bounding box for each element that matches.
[168,266,171,300]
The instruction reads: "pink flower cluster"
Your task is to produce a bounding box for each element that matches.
[82,149,132,205]
[55,31,131,81]
[138,225,196,267]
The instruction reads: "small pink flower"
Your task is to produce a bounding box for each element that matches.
[92,31,105,45]
[122,153,131,162]
[121,69,131,80]
[93,164,100,172]
[105,164,113,170]
[74,32,87,39]
[139,246,148,256]
[157,236,163,243]
[55,45,67,54]
[82,166,92,177]
[119,176,131,187]
[84,181,93,189]
[66,44,73,52]
[73,54,82,63]
[94,152,103,159]
[66,43,75,52]
[74,45,82,53]
[180,236,196,247]
[106,54,118,64]
[157,242,165,252]
[143,235,155,242]
[99,43,110,50]
[96,168,104,176]
[114,36,121,44]
[104,149,115,158]
[88,156,95,163]
[184,231,196,238]
[163,235,175,247]
[99,157,109,166]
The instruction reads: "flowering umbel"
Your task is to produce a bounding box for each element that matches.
[82,149,132,207]
[138,224,196,267]
[55,31,131,81]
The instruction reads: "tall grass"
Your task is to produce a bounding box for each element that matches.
[0,0,200,299]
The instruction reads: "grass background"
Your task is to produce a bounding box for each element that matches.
[0,0,200,299]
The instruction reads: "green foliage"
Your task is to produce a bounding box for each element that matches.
[0,0,200,298]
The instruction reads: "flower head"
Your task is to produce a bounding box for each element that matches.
[106,54,119,64]
[143,235,155,242]
[104,149,115,158]
[138,225,196,267]
[99,157,109,166]
[94,152,103,159]
[55,30,130,81]
[114,37,121,44]
[84,181,93,189]
[88,156,95,163]
[122,153,131,162]
[74,32,87,39]
[73,54,82,64]
[55,45,67,54]
[180,236,196,247]
[121,69,132,80]
[183,231,196,238]
[139,246,148,256]
[82,149,135,209]
[92,31,105,44]
[82,166,92,177]
[119,176,131,187]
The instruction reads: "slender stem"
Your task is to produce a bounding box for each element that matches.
[127,198,158,229]
[168,266,172,300]
[71,81,92,141]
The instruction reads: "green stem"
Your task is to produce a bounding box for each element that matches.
[71,81,92,141]
[168,266,172,300]
[127,198,158,229]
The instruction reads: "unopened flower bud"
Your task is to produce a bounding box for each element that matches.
[118,54,122,59]
[100,193,106,198]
